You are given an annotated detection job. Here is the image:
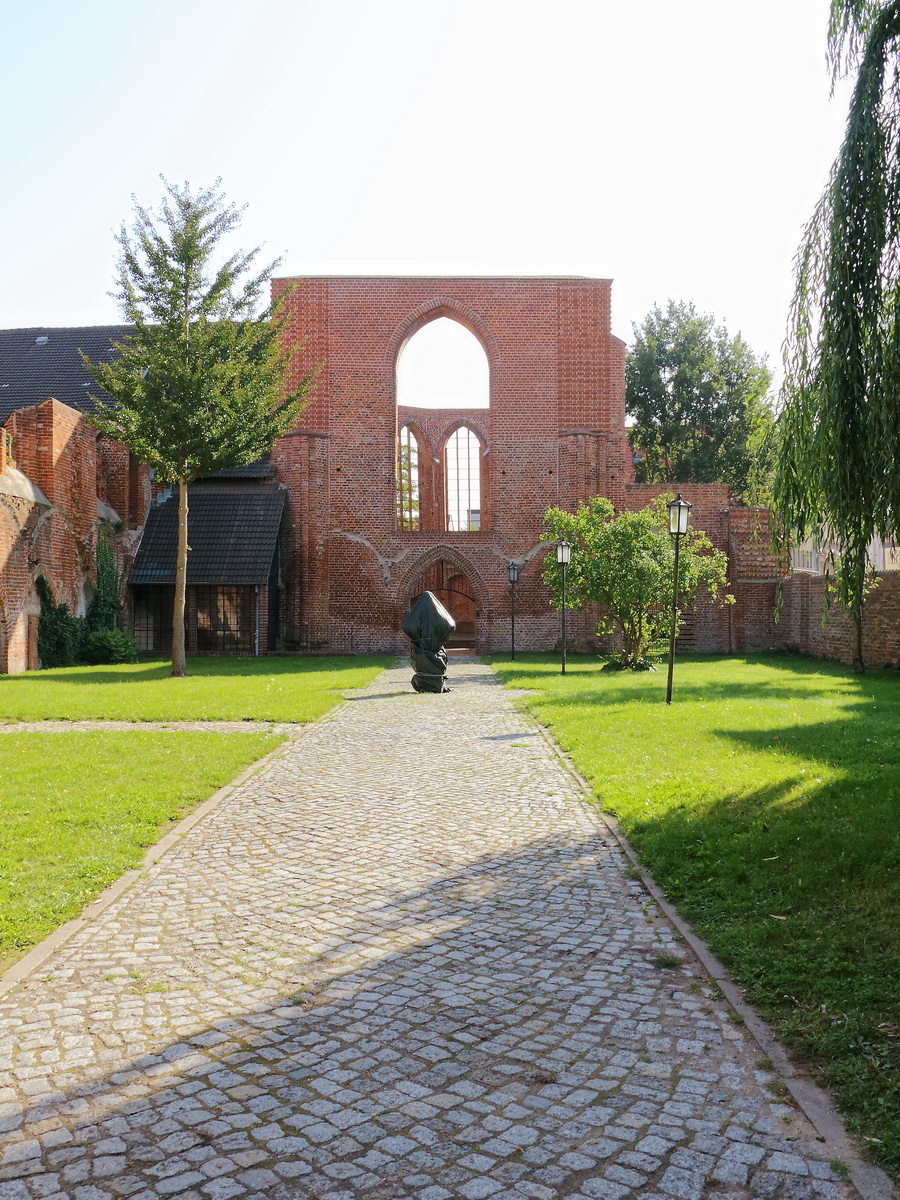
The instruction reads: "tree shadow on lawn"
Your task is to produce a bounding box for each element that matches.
[622,710,900,1169]
[493,654,900,1166]
[492,652,900,696]
[0,830,820,1197]
[0,655,394,689]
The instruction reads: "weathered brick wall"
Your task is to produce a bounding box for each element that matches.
[725,507,783,653]
[0,485,91,673]
[780,571,900,668]
[97,440,150,529]
[0,399,131,673]
[272,277,627,653]
[9,400,97,544]
[97,439,129,517]
[623,482,730,547]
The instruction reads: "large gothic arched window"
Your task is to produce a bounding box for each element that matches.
[396,318,489,409]
[396,315,490,532]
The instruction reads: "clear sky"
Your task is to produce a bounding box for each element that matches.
[2,0,852,376]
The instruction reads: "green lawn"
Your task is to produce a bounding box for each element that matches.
[489,652,900,1175]
[0,655,392,722]
[0,731,281,967]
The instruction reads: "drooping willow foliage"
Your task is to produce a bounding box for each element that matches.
[776,0,900,670]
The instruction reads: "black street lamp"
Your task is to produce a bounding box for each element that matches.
[507,561,520,660]
[665,493,692,704]
[556,538,571,675]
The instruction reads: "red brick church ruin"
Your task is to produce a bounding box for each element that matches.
[270,276,630,654]
[1,276,896,671]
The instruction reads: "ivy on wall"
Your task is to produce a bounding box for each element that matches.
[36,531,137,667]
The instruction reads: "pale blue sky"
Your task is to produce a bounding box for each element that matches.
[2,0,851,373]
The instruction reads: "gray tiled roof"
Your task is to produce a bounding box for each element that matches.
[131,486,286,586]
[0,326,130,423]
[203,457,276,480]
[0,326,276,477]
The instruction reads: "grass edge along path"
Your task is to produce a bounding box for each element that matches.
[0,655,393,723]
[0,730,283,970]
[488,652,900,1179]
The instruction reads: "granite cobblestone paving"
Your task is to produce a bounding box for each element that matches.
[0,660,855,1199]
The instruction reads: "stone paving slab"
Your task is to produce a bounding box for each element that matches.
[0,660,862,1199]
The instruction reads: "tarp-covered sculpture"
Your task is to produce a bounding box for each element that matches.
[402,590,456,693]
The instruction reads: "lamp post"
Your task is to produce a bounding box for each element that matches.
[507,561,520,660]
[665,493,692,704]
[556,538,571,675]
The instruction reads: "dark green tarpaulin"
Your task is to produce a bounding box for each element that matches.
[402,591,455,693]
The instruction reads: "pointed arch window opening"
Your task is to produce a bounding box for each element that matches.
[394,316,490,533]
[396,316,490,410]
[446,426,482,532]
[397,424,421,531]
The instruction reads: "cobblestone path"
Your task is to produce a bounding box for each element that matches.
[0,661,856,1200]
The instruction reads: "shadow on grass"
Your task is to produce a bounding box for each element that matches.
[0,829,821,1194]
[486,652,900,1165]
[491,652,893,699]
[616,713,900,1167]
[0,655,395,688]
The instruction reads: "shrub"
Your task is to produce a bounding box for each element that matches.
[36,577,84,668]
[81,629,140,665]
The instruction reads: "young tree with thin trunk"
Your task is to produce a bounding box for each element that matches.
[84,179,315,676]
[542,496,732,668]
[776,1,900,671]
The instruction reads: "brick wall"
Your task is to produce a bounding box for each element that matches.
[272,277,627,654]
[0,399,138,673]
[779,572,900,668]
[97,440,150,529]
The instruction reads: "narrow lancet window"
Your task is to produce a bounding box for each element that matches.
[445,426,481,531]
[397,424,420,530]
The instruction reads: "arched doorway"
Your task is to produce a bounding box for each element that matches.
[411,560,477,649]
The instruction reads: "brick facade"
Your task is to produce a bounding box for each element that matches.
[0,399,138,673]
[271,276,628,654]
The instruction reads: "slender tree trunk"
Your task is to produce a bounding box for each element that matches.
[171,476,189,678]
[853,607,865,674]
[852,555,865,674]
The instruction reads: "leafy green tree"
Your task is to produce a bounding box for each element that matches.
[542,495,732,668]
[775,2,900,671]
[84,180,316,677]
[627,301,774,503]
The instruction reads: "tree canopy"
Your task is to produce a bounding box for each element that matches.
[542,495,732,668]
[626,300,774,504]
[775,0,900,671]
[84,179,316,676]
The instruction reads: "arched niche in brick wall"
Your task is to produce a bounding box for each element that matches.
[408,558,479,650]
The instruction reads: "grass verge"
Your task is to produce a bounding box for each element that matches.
[0,655,392,722]
[489,651,900,1176]
[0,730,281,967]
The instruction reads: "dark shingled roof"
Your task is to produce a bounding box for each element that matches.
[0,326,131,423]
[0,327,276,476]
[201,456,276,481]
[131,486,286,586]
